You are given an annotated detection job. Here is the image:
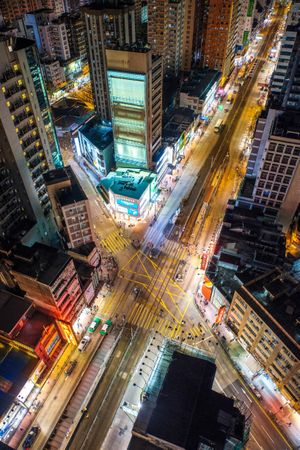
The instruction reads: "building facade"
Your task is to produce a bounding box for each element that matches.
[83,2,136,119]
[77,116,114,176]
[200,0,239,80]
[1,0,41,23]
[45,166,94,249]
[271,2,300,109]
[227,270,300,411]
[236,0,257,50]
[239,109,300,229]
[106,46,163,169]
[10,243,83,323]
[0,37,62,243]
[147,0,186,76]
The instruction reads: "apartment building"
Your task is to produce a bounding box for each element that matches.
[147,0,186,76]
[1,0,41,23]
[10,242,83,323]
[44,166,94,249]
[83,2,136,119]
[227,268,300,411]
[200,0,239,80]
[238,109,300,229]
[43,59,66,87]
[0,37,62,243]
[271,2,300,109]
[106,44,163,169]
[236,0,257,49]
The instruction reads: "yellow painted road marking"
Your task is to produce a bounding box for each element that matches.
[100,230,130,254]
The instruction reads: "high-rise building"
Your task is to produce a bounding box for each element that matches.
[1,0,41,23]
[227,268,300,411]
[83,2,136,119]
[9,242,83,322]
[0,37,63,243]
[147,0,185,77]
[238,109,300,230]
[271,2,300,109]
[44,166,95,249]
[106,45,163,169]
[200,0,239,80]
[236,0,257,50]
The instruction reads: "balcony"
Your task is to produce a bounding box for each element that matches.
[9,98,29,113]
[22,134,39,150]
[18,124,37,138]
[14,111,33,126]
[0,68,21,83]
[4,83,26,99]
[28,155,45,171]
[31,167,44,181]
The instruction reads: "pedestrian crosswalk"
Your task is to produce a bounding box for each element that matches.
[100,230,130,254]
[126,301,205,340]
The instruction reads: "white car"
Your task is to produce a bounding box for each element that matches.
[78,335,91,352]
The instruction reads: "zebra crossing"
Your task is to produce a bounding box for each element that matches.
[99,230,130,254]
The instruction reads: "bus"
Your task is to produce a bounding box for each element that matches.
[214,119,223,133]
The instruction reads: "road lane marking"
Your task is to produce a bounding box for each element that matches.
[261,425,275,444]
[251,433,264,449]
[241,388,252,403]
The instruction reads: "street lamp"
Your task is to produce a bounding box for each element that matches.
[145,355,155,363]
[133,382,144,391]
[142,362,152,371]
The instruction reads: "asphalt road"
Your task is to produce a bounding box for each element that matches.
[67,329,149,450]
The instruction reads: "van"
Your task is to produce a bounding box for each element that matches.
[78,335,91,352]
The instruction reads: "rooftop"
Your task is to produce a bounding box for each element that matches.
[11,242,71,286]
[0,290,32,335]
[181,69,221,100]
[130,343,245,449]
[98,168,156,200]
[163,107,195,142]
[206,202,287,301]
[79,116,113,151]
[241,268,300,358]
[83,1,134,13]
[271,110,300,140]
[44,165,87,207]
[16,311,53,348]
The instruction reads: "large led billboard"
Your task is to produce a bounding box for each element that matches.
[107,70,148,168]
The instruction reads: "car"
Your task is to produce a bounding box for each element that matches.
[132,286,141,298]
[149,248,160,259]
[100,319,112,336]
[249,383,262,399]
[64,360,78,376]
[22,427,39,448]
[78,335,91,352]
[88,316,101,333]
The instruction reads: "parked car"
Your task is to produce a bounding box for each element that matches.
[88,316,101,333]
[22,427,39,448]
[100,319,112,336]
[64,360,78,376]
[78,335,91,352]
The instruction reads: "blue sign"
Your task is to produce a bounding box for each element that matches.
[117,199,138,209]
[128,209,139,216]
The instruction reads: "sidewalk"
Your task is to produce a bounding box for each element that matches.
[197,296,300,448]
